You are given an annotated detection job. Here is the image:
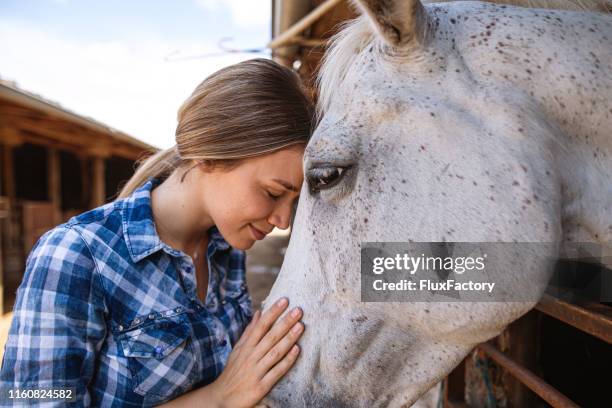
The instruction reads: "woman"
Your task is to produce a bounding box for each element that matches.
[0,59,312,407]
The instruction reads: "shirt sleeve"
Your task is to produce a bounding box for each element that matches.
[0,225,107,407]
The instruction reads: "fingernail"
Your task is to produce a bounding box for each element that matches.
[276,297,288,308]
[292,323,302,333]
[290,307,301,318]
[292,345,300,354]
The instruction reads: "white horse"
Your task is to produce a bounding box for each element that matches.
[262,0,611,406]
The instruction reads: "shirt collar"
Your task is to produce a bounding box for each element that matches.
[121,176,230,263]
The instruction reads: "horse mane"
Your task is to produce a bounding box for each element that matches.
[316,0,611,117]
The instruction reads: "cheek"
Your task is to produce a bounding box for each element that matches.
[240,198,273,222]
[215,196,272,228]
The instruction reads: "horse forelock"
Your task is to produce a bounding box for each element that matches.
[317,17,375,118]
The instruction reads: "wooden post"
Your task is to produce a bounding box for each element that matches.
[78,154,90,209]
[2,129,19,203]
[0,128,21,316]
[91,156,106,207]
[47,147,61,225]
[0,142,4,316]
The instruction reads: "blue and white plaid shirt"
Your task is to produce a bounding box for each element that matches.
[0,176,253,407]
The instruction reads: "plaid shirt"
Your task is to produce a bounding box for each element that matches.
[0,176,253,407]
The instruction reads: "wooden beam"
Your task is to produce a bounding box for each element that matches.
[283,36,328,48]
[0,113,152,160]
[1,120,150,161]
[0,85,154,151]
[536,293,612,344]
[0,126,24,148]
[478,343,580,408]
[268,0,344,50]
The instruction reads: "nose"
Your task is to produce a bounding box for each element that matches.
[267,201,293,230]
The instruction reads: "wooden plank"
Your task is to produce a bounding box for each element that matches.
[536,293,612,344]
[21,201,56,256]
[268,0,344,50]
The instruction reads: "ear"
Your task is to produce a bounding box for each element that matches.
[354,0,429,48]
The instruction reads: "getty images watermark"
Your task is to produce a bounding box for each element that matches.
[360,242,612,302]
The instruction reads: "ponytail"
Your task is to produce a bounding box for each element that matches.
[116,145,182,200]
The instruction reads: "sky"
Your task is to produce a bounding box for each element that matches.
[0,0,272,149]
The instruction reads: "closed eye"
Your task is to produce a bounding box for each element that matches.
[267,191,282,200]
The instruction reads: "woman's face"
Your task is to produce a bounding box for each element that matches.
[199,145,304,250]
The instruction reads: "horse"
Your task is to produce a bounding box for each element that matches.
[261,0,611,406]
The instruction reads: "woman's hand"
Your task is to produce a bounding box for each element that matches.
[207,297,304,408]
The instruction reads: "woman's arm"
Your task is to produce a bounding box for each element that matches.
[0,226,107,407]
[160,297,304,408]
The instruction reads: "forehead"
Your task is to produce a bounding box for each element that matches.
[240,146,305,177]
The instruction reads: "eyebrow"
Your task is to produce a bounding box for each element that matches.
[272,178,299,192]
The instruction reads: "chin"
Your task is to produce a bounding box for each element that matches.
[235,241,255,250]
[226,235,255,251]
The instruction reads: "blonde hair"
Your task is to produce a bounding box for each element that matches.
[117,58,313,199]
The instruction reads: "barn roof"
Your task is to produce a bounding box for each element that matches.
[0,79,156,159]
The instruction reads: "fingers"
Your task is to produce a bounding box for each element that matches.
[253,306,303,363]
[260,344,301,390]
[234,309,261,349]
[256,320,303,372]
[244,297,290,348]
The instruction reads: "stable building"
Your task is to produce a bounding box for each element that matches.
[0,80,157,315]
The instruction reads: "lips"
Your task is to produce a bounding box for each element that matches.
[249,224,267,240]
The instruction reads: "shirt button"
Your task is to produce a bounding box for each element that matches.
[221,299,227,305]
[175,307,183,313]
[117,325,124,331]
[148,314,155,320]
[134,318,141,324]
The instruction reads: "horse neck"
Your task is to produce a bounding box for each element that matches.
[454,7,612,246]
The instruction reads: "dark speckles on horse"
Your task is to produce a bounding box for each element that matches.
[351,315,368,323]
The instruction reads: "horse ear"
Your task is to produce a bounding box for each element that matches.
[354,0,428,47]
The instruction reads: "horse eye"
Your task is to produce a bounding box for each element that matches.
[306,165,348,193]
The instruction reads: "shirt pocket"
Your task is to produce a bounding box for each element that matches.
[118,317,196,403]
